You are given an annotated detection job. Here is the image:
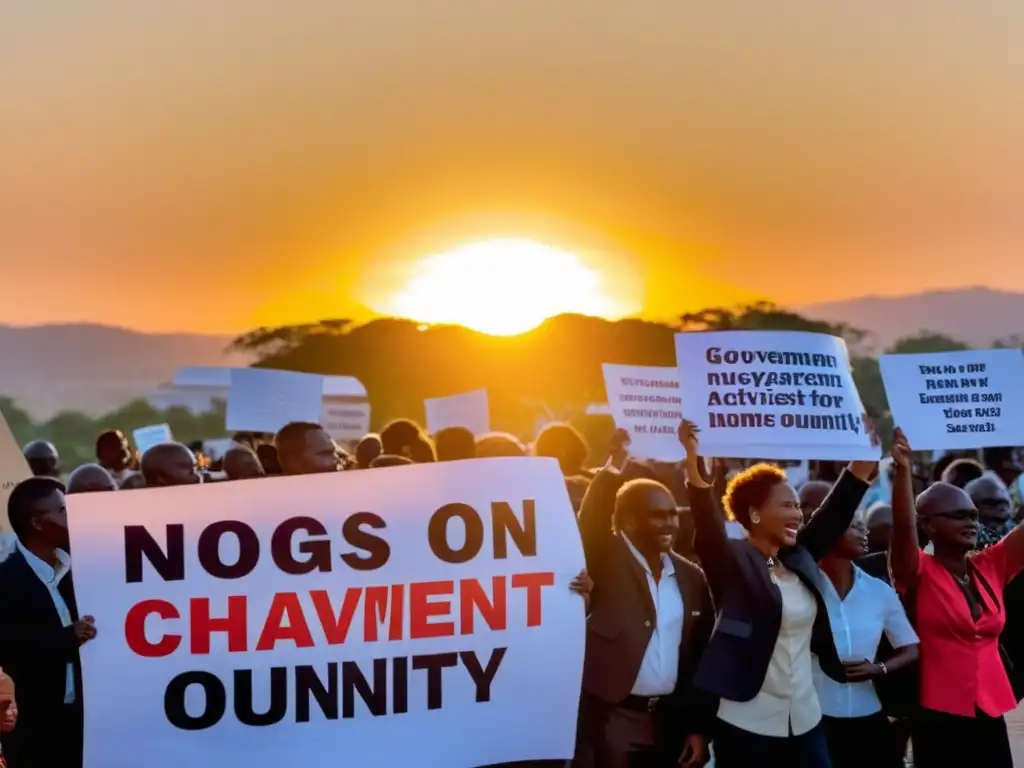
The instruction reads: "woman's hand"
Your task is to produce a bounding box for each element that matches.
[843,659,884,681]
[848,413,881,482]
[890,427,911,471]
[570,569,593,611]
[677,420,700,460]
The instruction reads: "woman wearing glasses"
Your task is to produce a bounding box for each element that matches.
[889,429,1024,767]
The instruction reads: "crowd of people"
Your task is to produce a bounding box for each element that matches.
[1,415,1023,767]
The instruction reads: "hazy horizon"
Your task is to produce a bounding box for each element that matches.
[5,2,1024,334]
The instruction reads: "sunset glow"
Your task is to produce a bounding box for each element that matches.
[384,239,623,336]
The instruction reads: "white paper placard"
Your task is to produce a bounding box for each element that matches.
[675,330,878,461]
[880,349,1024,450]
[320,400,371,442]
[68,458,585,768]
[133,424,174,455]
[226,368,325,434]
[425,390,491,435]
[601,364,684,461]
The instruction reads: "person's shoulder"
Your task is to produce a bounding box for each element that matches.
[0,546,26,584]
[854,562,896,592]
[670,551,707,582]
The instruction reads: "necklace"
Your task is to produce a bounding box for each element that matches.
[766,556,778,584]
[952,571,971,588]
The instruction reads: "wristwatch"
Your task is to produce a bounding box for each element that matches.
[877,661,889,675]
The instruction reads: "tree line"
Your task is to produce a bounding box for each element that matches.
[1,302,1004,467]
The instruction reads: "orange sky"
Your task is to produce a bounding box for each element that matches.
[3,2,1024,334]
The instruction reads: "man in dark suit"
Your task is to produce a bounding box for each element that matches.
[0,477,97,767]
[576,464,715,768]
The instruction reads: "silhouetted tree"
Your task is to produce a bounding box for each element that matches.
[242,304,869,437]
[885,332,970,355]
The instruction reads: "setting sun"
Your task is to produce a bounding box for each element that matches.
[382,239,624,335]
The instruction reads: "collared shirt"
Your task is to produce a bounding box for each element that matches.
[813,565,918,718]
[718,568,820,737]
[17,542,75,704]
[622,533,685,696]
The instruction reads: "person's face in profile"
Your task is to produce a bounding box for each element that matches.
[300,429,342,474]
[833,519,868,559]
[31,489,70,551]
[163,448,201,486]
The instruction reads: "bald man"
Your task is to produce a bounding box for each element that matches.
[865,502,893,554]
[140,443,201,487]
[965,475,1015,550]
[21,440,59,479]
[66,463,117,494]
[798,480,832,524]
[275,422,340,476]
[222,445,265,481]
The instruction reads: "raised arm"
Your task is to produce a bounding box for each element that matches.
[886,428,920,591]
[679,421,739,595]
[798,463,873,561]
[576,464,625,575]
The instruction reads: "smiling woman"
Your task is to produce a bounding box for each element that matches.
[380,239,624,336]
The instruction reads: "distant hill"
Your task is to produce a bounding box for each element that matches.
[0,324,251,419]
[4,288,1023,419]
[798,287,1024,353]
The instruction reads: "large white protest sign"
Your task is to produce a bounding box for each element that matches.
[68,459,585,768]
[425,389,491,435]
[601,364,684,461]
[880,349,1024,450]
[675,331,878,460]
[133,424,173,455]
[226,368,325,433]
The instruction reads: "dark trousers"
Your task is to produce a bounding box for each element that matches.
[911,707,1013,768]
[713,718,832,768]
[821,713,902,768]
[575,693,678,768]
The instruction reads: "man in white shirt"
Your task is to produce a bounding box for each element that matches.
[0,477,97,767]
[577,466,715,768]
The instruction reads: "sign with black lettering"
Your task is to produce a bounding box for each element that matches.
[601,364,684,460]
[68,459,585,768]
[674,330,878,460]
[880,349,1024,450]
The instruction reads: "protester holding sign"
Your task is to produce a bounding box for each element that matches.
[576,462,714,767]
[679,420,877,768]
[889,429,1024,768]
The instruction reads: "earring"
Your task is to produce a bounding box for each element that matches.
[750,512,761,525]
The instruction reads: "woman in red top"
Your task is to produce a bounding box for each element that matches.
[889,428,1024,767]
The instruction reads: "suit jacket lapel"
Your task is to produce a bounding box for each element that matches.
[616,535,657,620]
[741,540,783,598]
[59,571,79,621]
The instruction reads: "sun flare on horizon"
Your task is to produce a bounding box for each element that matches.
[381,239,625,336]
